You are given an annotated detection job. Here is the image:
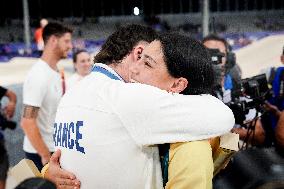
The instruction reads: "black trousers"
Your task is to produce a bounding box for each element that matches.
[25,152,53,171]
[25,152,43,171]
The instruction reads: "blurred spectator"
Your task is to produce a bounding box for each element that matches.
[15,177,56,189]
[0,86,16,189]
[34,19,48,53]
[66,50,92,90]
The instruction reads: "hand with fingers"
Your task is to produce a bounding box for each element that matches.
[4,101,16,119]
[45,149,81,189]
[263,101,281,118]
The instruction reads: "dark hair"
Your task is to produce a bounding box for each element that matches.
[202,34,229,52]
[158,33,214,95]
[94,24,157,64]
[42,22,73,44]
[15,177,56,189]
[73,49,88,63]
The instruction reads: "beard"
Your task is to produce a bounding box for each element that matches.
[61,52,68,58]
[55,44,69,59]
[58,49,69,59]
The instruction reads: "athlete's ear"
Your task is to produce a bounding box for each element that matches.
[49,35,58,46]
[168,77,188,93]
[133,43,147,61]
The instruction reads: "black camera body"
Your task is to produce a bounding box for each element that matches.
[0,112,16,130]
[227,74,272,125]
[242,74,271,99]
[207,48,225,65]
[207,48,225,88]
[207,47,271,125]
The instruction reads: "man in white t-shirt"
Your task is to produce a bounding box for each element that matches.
[21,22,73,170]
[45,25,234,189]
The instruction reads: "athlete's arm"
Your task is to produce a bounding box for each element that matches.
[21,105,50,165]
[101,82,235,146]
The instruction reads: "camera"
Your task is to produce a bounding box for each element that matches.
[207,48,225,65]
[207,48,225,88]
[0,111,16,130]
[242,74,271,99]
[227,74,272,125]
[207,47,236,70]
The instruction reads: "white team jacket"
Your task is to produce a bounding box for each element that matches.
[54,63,234,189]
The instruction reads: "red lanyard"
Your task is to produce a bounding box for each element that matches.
[60,69,66,96]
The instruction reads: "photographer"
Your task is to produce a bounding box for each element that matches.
[202,35,265,146]
[202,34,242,101]
[274,47,284,150]
[0,86,17,189]
[260,46,284,150]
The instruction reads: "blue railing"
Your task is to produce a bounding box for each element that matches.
[0,31,283,63]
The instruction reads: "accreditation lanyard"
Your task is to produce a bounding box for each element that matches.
[60,69,66,96]
[92,65,124,81]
